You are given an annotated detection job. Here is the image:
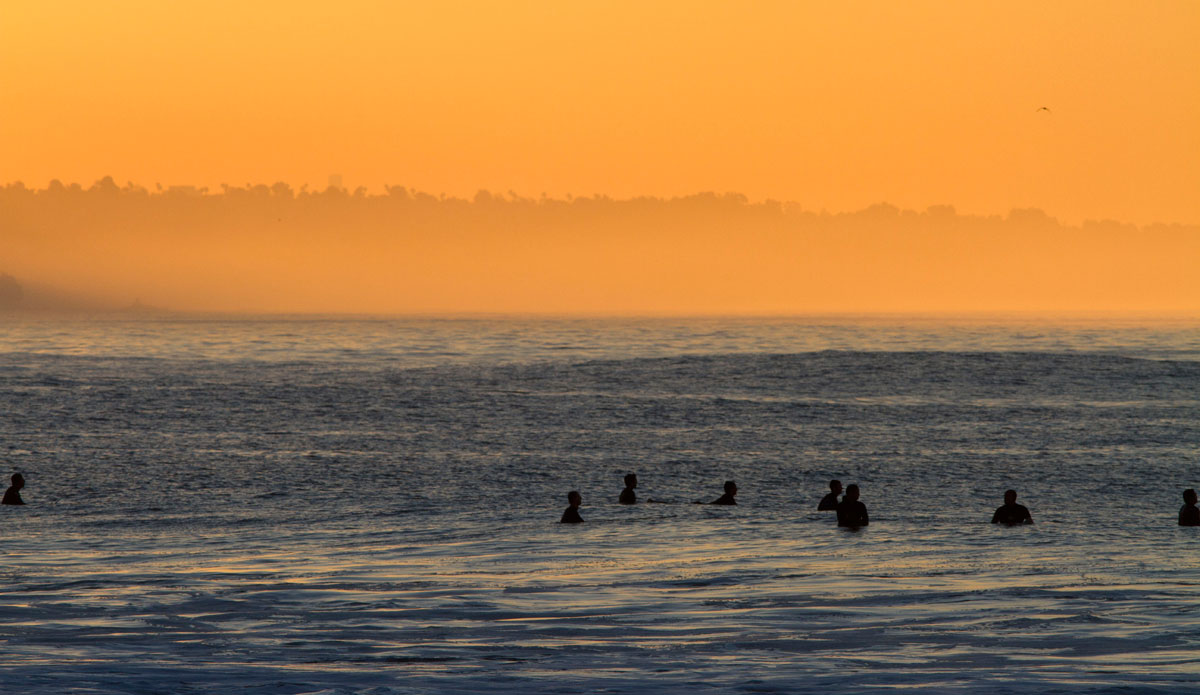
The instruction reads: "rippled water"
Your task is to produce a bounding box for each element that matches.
[2,315,1199,694]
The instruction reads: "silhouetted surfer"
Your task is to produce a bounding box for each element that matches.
[1179,489,1199,526]
[991,489,1033,525]
[561,490,583,523]
[818,479,842,510]
[836,484,868,527]
[619,473,638,504]
[2,473,25,505]
[702,480,738,505]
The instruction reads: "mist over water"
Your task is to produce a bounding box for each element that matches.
[4,181,1199,314]
[2,316,1200,694]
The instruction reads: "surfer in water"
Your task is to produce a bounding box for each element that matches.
[561,490,583,523]
[836,484,868,527]
[619,473,638,504]
[818,479,842,510]
[991,489,1033,525]
[1179,489,1199,526]
[2,472,25,505]
[700,480,738,505]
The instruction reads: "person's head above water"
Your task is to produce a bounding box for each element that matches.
[724,480,737,496]
[844,484,860,501]
[624,473,637,489]
[1004,489,1018,505]
[10,473,23,489]
[561,489,585,522]
[1184,489,1197,505]
[829,479,842,494]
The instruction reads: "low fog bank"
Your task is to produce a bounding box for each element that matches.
[0,270,168,314]
[2,178,1198,315]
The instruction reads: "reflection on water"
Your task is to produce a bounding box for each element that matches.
[5,512,1200,692]
[2,317,1200,693]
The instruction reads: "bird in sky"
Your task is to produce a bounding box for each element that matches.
[1036,106,1052,113]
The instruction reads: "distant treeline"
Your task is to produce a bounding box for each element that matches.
[4,176,1192,230]
[2,178,1198,313]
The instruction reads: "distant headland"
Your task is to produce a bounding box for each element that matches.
[0,270,170,315]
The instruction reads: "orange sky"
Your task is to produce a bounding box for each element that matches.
[3,0,1198,225]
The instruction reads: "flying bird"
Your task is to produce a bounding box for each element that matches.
[1036,106,1051,113]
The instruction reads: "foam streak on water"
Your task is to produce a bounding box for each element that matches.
[2,316,1200,694]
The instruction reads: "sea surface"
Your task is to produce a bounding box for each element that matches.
[2,314,1200,694]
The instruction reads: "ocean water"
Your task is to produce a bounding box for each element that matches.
[2,315,1200,694]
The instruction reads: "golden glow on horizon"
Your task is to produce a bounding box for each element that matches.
[2,1,1198,315]
[2,0,1198,225]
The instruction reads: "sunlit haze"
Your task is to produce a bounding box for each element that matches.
[2,1,1198,314]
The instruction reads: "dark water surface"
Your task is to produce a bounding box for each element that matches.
[2,316,1199,693]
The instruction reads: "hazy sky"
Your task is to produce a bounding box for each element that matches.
[3,0,1198,225]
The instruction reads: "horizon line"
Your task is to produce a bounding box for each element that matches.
[5,306,1200,322]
